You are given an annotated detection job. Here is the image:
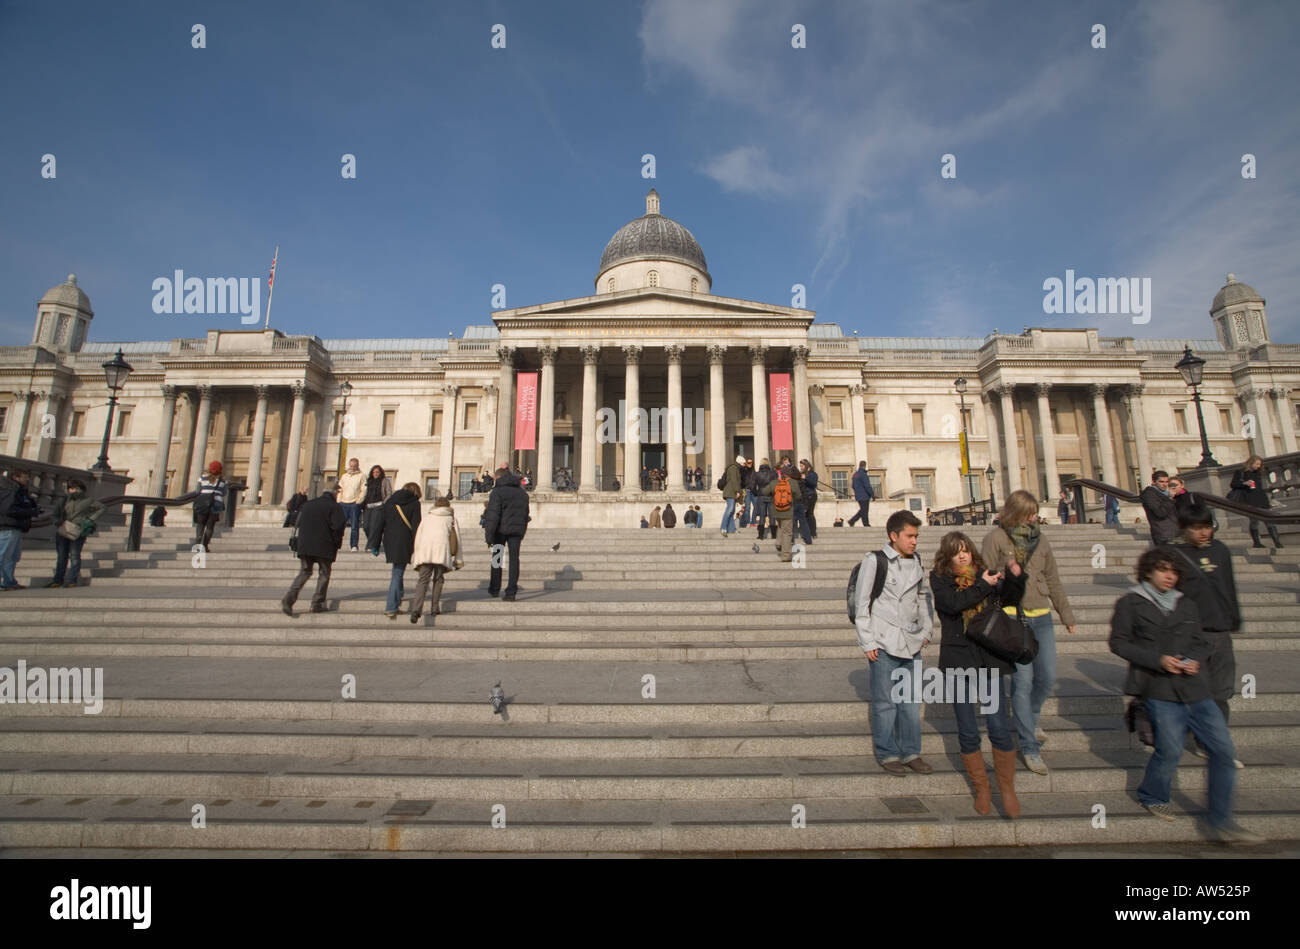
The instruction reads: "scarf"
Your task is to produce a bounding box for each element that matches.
[953,563,990,629]
[1141,581,1179,614]
[364,475,387,506]
[1005,523,1040,566]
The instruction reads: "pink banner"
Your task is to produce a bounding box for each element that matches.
[769,373,793,451]
[514,372,538,451]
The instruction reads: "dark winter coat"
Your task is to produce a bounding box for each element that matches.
[1140,485,1179,545]
[1160,539,1240,632]
[662,504,677,528]
[720,462,741,497]
[484,470,530,541]
[852,467,874,501]
[369,488,422,565]
[0,476,40,532]
[930,567,1027,676]
[1109,586,1213,703]
[1230,467,1270,509]
[684,508,696,525]
[802,470,820,506]
[752,463,777,494]
[295,492,346,562]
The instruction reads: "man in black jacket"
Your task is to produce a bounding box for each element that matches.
[0,468,41,591]
[1161,505,1244,766]
[1140,470,1179,546]
[484,464,529,601]
[281,489,346,616]
[751,460,776,540]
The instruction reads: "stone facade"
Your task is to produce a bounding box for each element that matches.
[4,202,1300,527]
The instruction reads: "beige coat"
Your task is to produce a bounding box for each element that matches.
[412,507,462,569]
[337,470,366,504]
[980,526,1076,626]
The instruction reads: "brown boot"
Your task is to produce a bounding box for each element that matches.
[961,751,992,815]
[992,748,1020,818]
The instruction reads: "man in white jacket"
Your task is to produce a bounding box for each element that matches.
[336,458,366,551]
[855,509,935,775]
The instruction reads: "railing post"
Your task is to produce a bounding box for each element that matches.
[1071,483,1087,525]
[127,503,144,552]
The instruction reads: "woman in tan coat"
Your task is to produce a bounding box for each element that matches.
[649,506,662,528]
[981,490,1077,775]
[409,497,463,623]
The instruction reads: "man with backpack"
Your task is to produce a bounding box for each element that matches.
[751,459,776,540]
[848,461,874,527]
[718,454,743,537]
[193,461,228,552]
[852,510,936,774]
[761,461,799,560]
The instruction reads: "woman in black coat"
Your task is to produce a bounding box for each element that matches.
[1229,455,1281,548]
[930,531,1027,818]
[368,483,422,617]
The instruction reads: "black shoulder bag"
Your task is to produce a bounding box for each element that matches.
[964,590,1039,665]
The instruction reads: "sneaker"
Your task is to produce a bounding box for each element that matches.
[1024,754,1049,775]
[903,756,933,774]
[351,546,359,552]
[384,611,398,619]
[45,581,62,588]
[409,612,421,624]
[879,759,907,776]
[1144,802,1177,822]
[1035,727,1047,745]
[1207,822,1265,845]
[502,593,516,602]
[309,605,327,613]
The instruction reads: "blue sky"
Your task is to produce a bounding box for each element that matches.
[2,0,1297,347]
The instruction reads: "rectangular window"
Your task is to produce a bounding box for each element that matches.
[868,470,885,499]
[458,471,475,499]
[423,471,439,499]
[1173,407,1188,435]
[1220,406,1233,433]
[0,405,7,433]
[911,408,925,435]
[68,411,85,437]
[863,407,877,436]
[963,473,982,503]
[463,402,478,430]
[115,409,132,437]
[429,409,442,438]
[830,469,849,497]
[331,410,343,437]
[911,470,934,507]
[828,400,845,430]
[381,409,396,437]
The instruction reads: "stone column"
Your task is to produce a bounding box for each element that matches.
[33,391,63,463]
[282,382,308,499]
[171,392,195,498]
[438,384,458,498]
[749,345,770,465]
[708,345,726,481]
[623,345,642,491]
[6,391,32,457]
[537,346,558,490]
[187,385,214,487]
[850,384,869,469]
[1128,384,1152,486]
[150,385,178,495]
[493,346,515,469]
[1090,384,1119,485]
[666,345,685,490]
[1272,388,1297,454]
[1242,387,1273,457]
[245,385,270,504]
[980,391,999,492]
[580,346,599,491]
[792,345,812,463]
[997,385,1022,494]
[1034,382,1058,498]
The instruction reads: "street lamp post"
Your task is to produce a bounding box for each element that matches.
[334,380,353,480]
[1174,347,1220,467]
[954,377,972,502]
[91,349,133,472]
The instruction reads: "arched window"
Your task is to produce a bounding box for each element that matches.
[690,277,698,292]
[607,278,615,293]
[647,270,659,288]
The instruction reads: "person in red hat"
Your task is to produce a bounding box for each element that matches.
[193,461,228,551]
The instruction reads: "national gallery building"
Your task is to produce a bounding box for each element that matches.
[3,190,1298,525]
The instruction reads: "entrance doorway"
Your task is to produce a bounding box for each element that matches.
[641,444,666,490]
[732,437,753,462]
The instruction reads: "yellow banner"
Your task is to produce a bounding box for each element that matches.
[959,432,970,476]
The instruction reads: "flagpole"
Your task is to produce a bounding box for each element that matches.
[264,245,279,330]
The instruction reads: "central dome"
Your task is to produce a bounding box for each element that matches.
[597,190,710,284]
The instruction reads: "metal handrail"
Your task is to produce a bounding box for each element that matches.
[88,482,248,551]
[1063,477,1300,525]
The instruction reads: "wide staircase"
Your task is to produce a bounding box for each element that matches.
[2,517,1298,854]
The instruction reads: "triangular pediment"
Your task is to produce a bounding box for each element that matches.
[492,287,813,326]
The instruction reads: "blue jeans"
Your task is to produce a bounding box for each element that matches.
[53,534,88,585]
[0,528,21,588]
[340,503,361,548]
[793,503,812,544]
[952,669,1014,753]
[1010,613,1056,756]
[868,651,923,761]
[741,490,755,524]
[720,497,737,533]
[386,563,407,613]
[1139,697,1236,829]
[1105,506,1120,526]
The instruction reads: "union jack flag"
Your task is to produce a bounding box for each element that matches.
[268,248,278,289]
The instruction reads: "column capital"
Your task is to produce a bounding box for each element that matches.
[1089,383,1109,399]
[1127,382,1145,397]
[996,383,1016,397]
[196,384,213,399]
[483,382,498,397]
[253,385,270,401]
[706,345,726,366]
[582,345,601,366]
[1034,382,1052,397]
[290,381,307,398]
[443,383,458,399]
[1271,386,1291,400]
[664,344,684,363]
[850,384,869,397]
[747,344,769,364]
[497,345,516,367]
[790,345,810,366]
[160,384,176,399]
[809,384,825,396]
[979,389,992,405]
[622,344,643,363]
[539,346,558,366]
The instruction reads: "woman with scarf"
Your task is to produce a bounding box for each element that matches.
[981,490,1077,776]
[931,532,1027,816]
[361,465,393,546]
